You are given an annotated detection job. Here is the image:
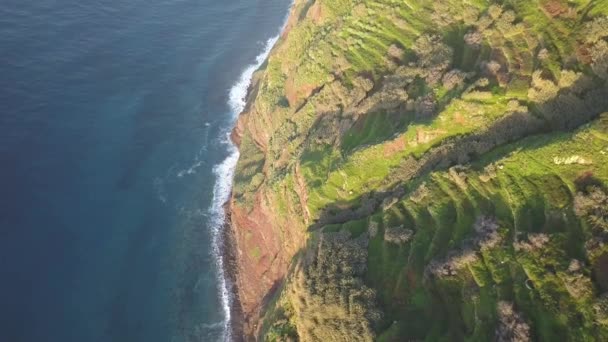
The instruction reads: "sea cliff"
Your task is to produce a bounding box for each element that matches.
[228,0,608,340]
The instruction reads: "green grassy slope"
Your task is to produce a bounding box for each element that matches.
[230,0,608,340]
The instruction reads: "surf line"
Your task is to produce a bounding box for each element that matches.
[208,3,293,340]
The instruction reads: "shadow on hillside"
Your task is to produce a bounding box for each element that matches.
[310,74,608,231]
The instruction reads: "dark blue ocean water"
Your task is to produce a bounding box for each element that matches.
[0,1,290,341]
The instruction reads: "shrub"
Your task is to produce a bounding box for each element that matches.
[514,233,550,252]
[496,302,531,342]
[583,17,608,44]
[594,294,608,325]
[590,40,608,79]
[384,225,414,244]
[464,31,484,49]
[474,215,502,251]
[442,69,467,90]
[415,94,438,119]
[528,70,559,103]
[574,186,608,231]
[387,44,404,61]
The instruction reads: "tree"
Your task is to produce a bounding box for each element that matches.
[384,225,414,244]
[528,70,559,103]
[488,5,503,20]
[594,293,608,325]
[496,302,531,342]
[574,186,608,231]
[442,69,467,90]
[464,31,484,49]
[538,48,550,61]
[484,60,502,76]
[387,44,404,61]
[415,94,437,118]
[590,40,608,79]
[412,35,453,85]
[584,17,608,44]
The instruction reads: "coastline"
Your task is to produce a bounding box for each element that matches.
[215,20,289,339]
[221,200,245,341]
[222,65,265,340]
[222,60,267,339]
[218,0,312,336]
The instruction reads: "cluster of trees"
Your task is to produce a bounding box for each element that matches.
[409,181,429,203]
[528,70,560,104]
[412,34,453,86]
[430,0,480,28]
[265,315,298,342]
[442,69,469,90]
[525,64,608,130]
[353,83,409,116]
[288,232,381,341]
[495,301,531,342]
[473,215,502,251]
[412,93,436,119]
[367,221,379,238]
[513,233,550,253]
[338,33,457,125]
[411,110,542,175]
[383,225,413,245]
[574,186,608,232]
[464,30,483,49]
[563,259,594,299]
[426,248,479,278]
[458,4,529,55]
[583,17,608,80]
[594,294,608,326]
[448,165,469,189]
[426,216,501,278]
[479,163,499,183]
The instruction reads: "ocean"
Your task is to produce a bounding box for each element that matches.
[0,0,290,341]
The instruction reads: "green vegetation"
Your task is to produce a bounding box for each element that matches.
[230,0,608,340]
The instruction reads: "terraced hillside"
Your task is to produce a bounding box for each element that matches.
[227,0,608,340]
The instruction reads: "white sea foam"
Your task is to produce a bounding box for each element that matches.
[228,35,279,115]
[209,9,292,340]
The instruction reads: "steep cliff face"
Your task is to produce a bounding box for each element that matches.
[228,1,310,335]
[229,0,608,340]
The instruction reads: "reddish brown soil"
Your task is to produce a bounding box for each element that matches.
[285,76,318,107]
[453,112,466,125]
[229,186,306,339]
[383,136,406,157]
[542,0,570,18]
[576,44,593,64]
[307,1,324,24]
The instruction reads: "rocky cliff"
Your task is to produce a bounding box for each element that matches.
[228,0,608,340]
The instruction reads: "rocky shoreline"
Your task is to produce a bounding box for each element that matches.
[221,200,244,341]
[222,65,268,341]
[220,2,314,339]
